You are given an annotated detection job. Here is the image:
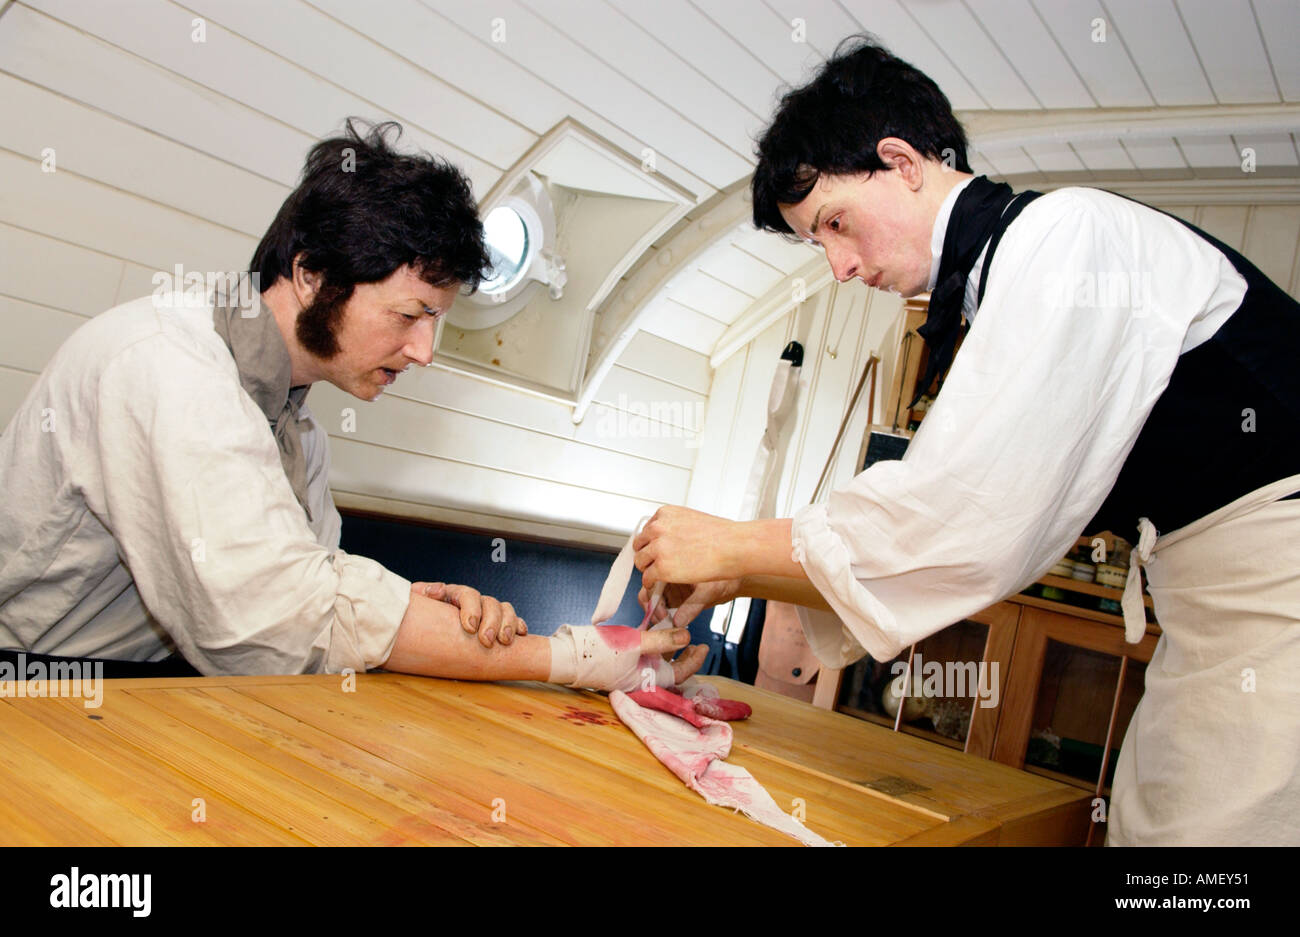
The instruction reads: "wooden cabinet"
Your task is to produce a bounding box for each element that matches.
[829,577,1160,846]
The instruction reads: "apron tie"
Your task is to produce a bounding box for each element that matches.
[1122,517,1157,643]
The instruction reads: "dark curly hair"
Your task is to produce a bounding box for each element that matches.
[251,118,491,357]
[752,35,971,237]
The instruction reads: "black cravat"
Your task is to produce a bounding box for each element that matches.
[912,176,1034,407]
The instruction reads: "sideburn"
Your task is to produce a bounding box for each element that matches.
[295,282,351,359]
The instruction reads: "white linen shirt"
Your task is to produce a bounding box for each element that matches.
[0,292,411,674]
[792,186,1246,665]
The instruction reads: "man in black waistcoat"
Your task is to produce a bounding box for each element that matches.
[633,35,1300,845]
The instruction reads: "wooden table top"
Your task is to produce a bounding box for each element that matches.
[0,673,1091,845]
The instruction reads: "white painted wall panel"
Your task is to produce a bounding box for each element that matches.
[0,4,311,186]
[639,297,729,349]
[730,227,819,272]
[422,0,750,188]
[615,331,713,395]
[305,0,714,200]
[0,223,125,316]
[25,0,501,191]
[1195,205,1250,252]
[686,280,902,525]
[0,149,256,272]
[0,296,87,373]
[308,382,690,505]
[1,73,287,237]
[172,0,523,175]
[1241,206,1300,290]
[696,243,787,300]
[683,337,747,512]
[668,270,755,322]
[712,308,794,521]
[590,366,707,431]
[327,435,664,536]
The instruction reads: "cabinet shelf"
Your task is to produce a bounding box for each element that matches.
[839,705,967,751]
[1038,573,1152,608]
[1022,762,1111,800]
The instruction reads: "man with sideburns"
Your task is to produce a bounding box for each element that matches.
[0,119,705,692]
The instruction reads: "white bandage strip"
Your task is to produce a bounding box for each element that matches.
[591,522,648,625]
[547,625,674,692]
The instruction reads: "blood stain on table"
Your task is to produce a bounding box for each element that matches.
[559,706,616,727]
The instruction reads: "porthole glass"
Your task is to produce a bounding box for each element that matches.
[480,205,531,294]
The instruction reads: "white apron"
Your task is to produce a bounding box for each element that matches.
[1107,473,1300,845]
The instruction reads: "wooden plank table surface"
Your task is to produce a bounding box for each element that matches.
[0,673,1092,845]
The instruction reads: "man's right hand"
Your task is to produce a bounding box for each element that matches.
[412,582,526,648]
[638,579,742,628]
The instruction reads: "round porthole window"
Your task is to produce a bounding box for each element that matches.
[450,173,558,330]
[480,205,531,295]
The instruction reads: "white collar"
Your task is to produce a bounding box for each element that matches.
[927,175,975,293]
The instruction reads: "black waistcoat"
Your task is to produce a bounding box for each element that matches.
[974,196,1300,545]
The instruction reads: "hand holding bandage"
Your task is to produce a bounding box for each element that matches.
[546,624,703,692]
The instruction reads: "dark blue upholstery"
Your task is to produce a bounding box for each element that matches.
[339,511,705,639]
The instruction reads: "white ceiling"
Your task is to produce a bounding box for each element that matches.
[2,0,1297,365]
[10,0,1297,199]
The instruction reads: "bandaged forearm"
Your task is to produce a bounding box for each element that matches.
[546,625,674,692]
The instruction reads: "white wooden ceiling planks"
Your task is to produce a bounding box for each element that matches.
[421,0,749,189]
[304,0,715,200]
[1,3,311,186]
[1032,0,1154,107]
[3,0,1297,368]
[1102,0,1216,106]
[904,0,1041,109]
[963,0,1096,108]
[1177,0,1282,104]
[832,0,986,109]
[1252,0,1300,102]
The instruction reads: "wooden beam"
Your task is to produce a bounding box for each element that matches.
[962,102,1300,151]
[573,183,750,423]
[709,256,833,368]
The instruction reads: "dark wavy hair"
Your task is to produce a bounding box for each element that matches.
[251,119,491,357]
[752,35,971,237]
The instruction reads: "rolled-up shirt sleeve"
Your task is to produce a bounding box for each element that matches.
[792,189,1245,665]
[93,333,410,675]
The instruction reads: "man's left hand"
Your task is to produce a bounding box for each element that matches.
[411,582,527,647]
[633,505,739,589]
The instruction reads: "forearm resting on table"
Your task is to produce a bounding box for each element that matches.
[382,593,550,680]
